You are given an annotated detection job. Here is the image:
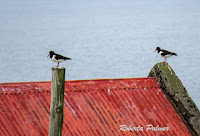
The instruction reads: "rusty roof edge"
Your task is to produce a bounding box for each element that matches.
[0,87,161,95]
[0,77,156,85]
[66,77,156,82]
[0,81,51,85]
[65,86,161,91]
[0,77,158,95]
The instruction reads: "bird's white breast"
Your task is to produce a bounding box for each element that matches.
[159,51,172,58]
[51,55,65,62]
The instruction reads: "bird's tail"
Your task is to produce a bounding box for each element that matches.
[172,52,177,56]
[66,57,72,60]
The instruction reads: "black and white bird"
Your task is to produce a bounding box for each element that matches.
[47,51,71,67]
[154,47,177,62]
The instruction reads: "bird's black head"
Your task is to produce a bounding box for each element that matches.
[156,47,160,50]
[154,47,161,52]
[49,51,55,55]
[47,51,55,58]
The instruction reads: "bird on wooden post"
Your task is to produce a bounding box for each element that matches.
[47,51,71,67]
[154,47,177,62]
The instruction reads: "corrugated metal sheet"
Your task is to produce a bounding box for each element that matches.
[0,78,192,136]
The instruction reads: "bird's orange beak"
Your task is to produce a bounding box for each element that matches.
[153,49,157,52]
[47,54,50,57]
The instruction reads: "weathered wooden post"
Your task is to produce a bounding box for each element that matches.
[148,62,200,136]
[49,67,65,136]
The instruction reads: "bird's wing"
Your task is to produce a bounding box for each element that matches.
[55,53,71,60]
[161,49,177,56]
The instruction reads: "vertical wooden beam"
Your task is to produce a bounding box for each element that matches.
[49,67,65,136]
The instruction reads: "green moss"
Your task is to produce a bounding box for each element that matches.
[157,63,181,92]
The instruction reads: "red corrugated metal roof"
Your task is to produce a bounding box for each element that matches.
[0,78,192,136]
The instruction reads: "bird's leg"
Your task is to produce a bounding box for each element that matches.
[57,62,59,67]
[163,58,166,63]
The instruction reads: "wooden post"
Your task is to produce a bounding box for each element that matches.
[49,67,65,136]
[148,62,200,136]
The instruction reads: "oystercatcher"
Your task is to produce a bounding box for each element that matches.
[47,51,71,67]
[154,47,177,62]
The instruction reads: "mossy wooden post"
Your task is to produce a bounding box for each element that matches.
[49,67,65,136]
[148,62,200,136]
